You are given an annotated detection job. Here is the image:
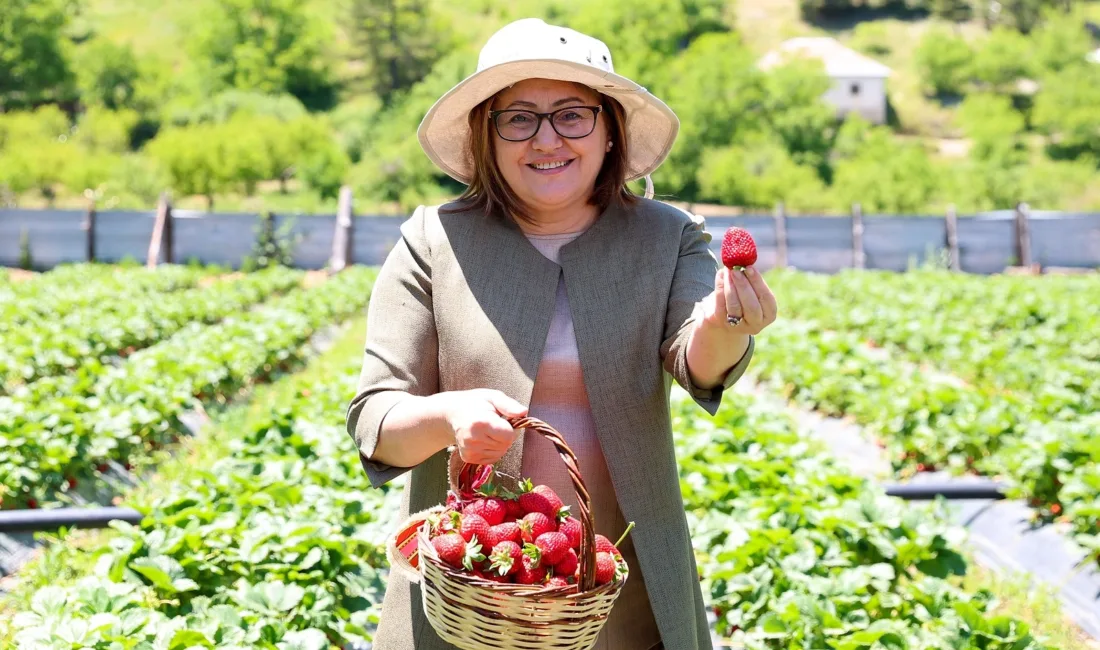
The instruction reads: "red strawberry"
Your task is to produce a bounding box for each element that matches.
[535,532,570,566]
[518,479,557,518]
[488,541,523,576]
[559,517,582,550]
[519,512,555,544]
[463,498,506,526]
[429,511,460,537]
[487,522,522,548]
[595,534,621,558]
[477,569,511,584]
[721,227,757,268]
[503,498,525,520]
[533,485,563,516]
[432,533,467,569]
[26,498,38,509]
[432,533,484,571]
[515,553,548,585]
[459,513,491,545]
[547,575,573,589]
[553,548,579,579]
[594,552,619,586]
[66,477,77,490]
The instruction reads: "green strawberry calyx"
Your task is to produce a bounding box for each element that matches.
[461,536,485,572]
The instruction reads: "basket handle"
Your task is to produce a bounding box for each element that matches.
[448,415,597,593]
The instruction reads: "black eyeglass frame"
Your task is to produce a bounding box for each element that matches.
[488,105,603,142]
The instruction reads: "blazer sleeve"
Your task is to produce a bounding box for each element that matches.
[659,216,754,416]
[346,205,439,488]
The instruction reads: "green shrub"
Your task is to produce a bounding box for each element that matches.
[915,27,973,96]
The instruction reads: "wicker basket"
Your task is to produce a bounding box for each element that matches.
[390,415,627,650]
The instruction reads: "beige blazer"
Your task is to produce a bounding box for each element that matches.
[346,197,754,650]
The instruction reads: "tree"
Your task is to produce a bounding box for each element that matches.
[187,0,337,110]
[760,59,836,177]
[1029,9,1094,76]
[349,50,474,210]
[299,141,351,200]
[929,0,972,21]
[0,0,76,109]
[165,90,308,128]
[969,28,1034,89]
[978,0,1065,33]
[75,107,140,153]
[915,28,973,96]
[653,32,768,198]
[955,94,1025,162]
[145,125,232,211]
[830,126,941,213]
[697,137,828,211]
[74,38,141,110]
[1032,64,1100,158]
[347,0,454,102]
[0,107,70,149]
[568,0,728,90]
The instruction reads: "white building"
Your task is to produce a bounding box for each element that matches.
[759,37,892,125]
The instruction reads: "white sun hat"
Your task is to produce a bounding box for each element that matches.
[417,18,679,193]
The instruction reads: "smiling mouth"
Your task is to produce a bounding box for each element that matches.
[528,159,574,171]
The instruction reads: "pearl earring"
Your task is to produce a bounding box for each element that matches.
[606,141,613,151]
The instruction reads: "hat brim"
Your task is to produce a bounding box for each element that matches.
[417,59,679,185]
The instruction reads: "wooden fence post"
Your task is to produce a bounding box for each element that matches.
[773,202,788,270]
[330,185,354,273]
[945,204,960,271]
[83,194,97,262]
[1014,201,1032,269]
[147,192,171,269]
[164,198,174,264]
[852,202,865,269]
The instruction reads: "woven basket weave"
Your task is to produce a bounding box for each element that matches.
[410,415,627,650]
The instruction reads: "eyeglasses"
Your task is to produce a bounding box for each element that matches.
[489,105,602,142]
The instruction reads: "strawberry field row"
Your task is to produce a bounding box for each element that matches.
[749,317,1100,560]
[5,350,1063,648]
[675,391,1061,649]
[764,269,1099,417]
[0,264,209,334]
[0,267,304,392]
[7,324,397,650]
[0,266,378,511]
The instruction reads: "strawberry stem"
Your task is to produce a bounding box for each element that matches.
[613,521,635,548]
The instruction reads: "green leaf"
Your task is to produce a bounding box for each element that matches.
[169,628,214,649]
[277,628,329,650]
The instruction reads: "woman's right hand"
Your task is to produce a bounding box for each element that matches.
[438,389,528,465]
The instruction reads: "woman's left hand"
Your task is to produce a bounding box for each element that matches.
[701,265,778,335]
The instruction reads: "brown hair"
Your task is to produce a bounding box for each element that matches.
[440,87,637,224]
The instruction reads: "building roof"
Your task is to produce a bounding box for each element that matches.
[759,37,892,78]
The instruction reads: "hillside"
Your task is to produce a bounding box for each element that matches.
[1,0,1098,215]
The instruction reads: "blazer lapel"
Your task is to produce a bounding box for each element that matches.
[440,209,562,482]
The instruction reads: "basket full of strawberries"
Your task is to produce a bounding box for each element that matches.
[386,416,632,650]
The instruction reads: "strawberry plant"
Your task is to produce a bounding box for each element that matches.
[0,266,303,391]
[0,264,208,336]
[0,267,377,510]
[673,396,1054,649]
[9,355,397,649]
[754,269,1100,560]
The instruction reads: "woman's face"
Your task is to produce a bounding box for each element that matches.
[490,79,608,218]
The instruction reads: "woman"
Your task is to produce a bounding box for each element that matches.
[346,18,777,650]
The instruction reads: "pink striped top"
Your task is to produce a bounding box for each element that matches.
[519,230,662,650]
